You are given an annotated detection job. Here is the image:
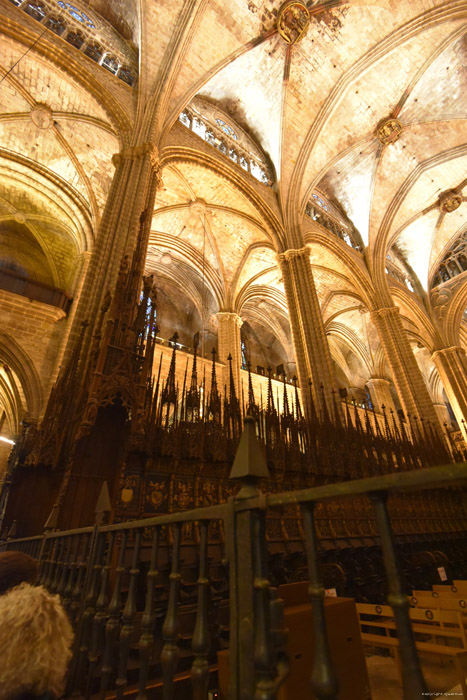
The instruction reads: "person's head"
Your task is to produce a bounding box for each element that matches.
[0,583,74,700]
[0,551,38,595]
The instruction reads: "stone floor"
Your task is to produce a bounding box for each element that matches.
[366,653,463,700]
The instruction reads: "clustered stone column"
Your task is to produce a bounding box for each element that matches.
[432,346,467,440]
[278,246,337,413]
[216,311,243,397]
[366,377,397,416]
[371,306,440,428]
[433,403,452,430]
[68,142,162,370]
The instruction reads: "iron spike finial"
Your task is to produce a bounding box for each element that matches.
[44,504,59,532]
[95,480,112,525]
[229,415,269,489]
[6,520,16,539]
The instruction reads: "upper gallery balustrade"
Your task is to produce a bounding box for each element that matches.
[7,0,136,86]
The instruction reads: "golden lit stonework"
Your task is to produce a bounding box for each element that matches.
[30,103,53,130]
[277,1,310,44]
[439,189,462,213]
[377,118,402,145]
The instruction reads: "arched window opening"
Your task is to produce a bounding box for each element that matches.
[57,1,94,27]
[24,1,45,20]
[179,112,191,128]
[101,54,119,75]
[84,42,103,62]
[216,119,237,140]
[66,29,85,49]
[432,231,467,288]
[385,247,416,292]
[118,67,135,86]
[306,196,362,251]
[45,15,65,34]
[312,192,328,211]
[178,100,273,186]
[192,118,207,139]
[241,339,248,370]
[140,290,157,342]
[9,0,137,87]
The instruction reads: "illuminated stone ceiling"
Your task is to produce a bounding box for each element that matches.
[1,0,467,391]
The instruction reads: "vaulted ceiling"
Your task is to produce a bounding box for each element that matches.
[1,0,467,397]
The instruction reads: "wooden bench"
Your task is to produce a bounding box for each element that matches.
[410,594,440,609]
[358,603,467,647]
[411,591,467,613]
[433,584,466,597]
[356,603,467,696]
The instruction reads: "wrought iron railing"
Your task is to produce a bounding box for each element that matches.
[2,418,467,700]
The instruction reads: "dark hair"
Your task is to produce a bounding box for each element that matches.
[0,551,38,595]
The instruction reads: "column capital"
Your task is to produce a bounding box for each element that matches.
[432,346,466,361]
[370,306,400,321]
[216,311,243,328]
[112,142,158,165]
[367,376,391,387]
[112,143,163,189]
[277,246,310,264]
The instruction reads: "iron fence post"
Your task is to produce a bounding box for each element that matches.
[67,481,111,696]
[228,416,271,700]
[370,490,427,699]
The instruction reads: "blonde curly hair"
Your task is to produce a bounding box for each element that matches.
[0,583,74,700]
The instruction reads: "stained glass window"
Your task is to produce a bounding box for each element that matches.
[215,118,237,140]
[57,1,95,28]
[312,193,328,211]
[241,340,248,370]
